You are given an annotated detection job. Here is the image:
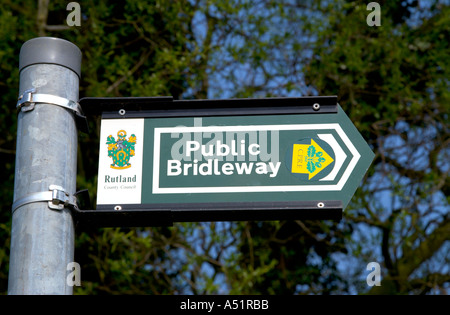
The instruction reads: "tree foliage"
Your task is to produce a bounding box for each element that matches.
[0,0,448,295]
[305,0,449,294]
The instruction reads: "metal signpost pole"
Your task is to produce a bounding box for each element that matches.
[8,37,81,294]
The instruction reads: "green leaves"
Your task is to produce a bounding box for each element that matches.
[307,0,449,295]
[0,0,447,296]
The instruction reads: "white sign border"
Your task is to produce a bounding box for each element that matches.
[152,124,360,194]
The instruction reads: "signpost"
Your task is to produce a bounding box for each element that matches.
[10,37,375,295]
[76,96,374,226]
[9,37,81,294]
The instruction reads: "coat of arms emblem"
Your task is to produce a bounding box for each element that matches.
[106,130,136,169]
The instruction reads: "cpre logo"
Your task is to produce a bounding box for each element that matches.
[286,137,335,181]
[106,130,136,169]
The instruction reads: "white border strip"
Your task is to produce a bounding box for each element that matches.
[318,134,347,182]
[152,124,360,194]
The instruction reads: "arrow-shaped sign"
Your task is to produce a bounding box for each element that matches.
[83,96,374,225]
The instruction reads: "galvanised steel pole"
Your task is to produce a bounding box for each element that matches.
[8,37,81,294]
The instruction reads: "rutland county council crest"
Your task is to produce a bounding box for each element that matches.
[106,130,136,169]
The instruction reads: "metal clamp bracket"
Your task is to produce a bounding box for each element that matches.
[12,185,78,214]
[17,88,81,115]
[17,88,89,133]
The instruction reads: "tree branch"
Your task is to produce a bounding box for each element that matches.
[37,0,49,36]
[106,49,152,94]
[397,217,450,279]
[45,25,71,31]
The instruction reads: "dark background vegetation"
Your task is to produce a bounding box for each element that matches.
[0,0,448,294]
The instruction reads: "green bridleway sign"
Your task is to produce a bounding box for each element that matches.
[79,96,374,226]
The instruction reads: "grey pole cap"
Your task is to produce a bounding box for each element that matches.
[19,37,82,78]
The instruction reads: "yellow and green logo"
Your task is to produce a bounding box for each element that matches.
[287,138,334,181]
[106,130,136,169]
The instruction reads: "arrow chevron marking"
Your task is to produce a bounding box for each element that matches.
[318,134,347,182]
